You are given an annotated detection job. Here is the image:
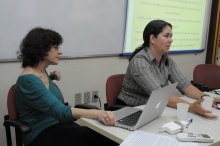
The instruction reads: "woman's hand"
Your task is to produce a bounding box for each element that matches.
[213,97,220,108]
[50,70,61,81]
[190,98,218,119]
[96,110,117,126]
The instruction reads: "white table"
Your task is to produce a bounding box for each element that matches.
[78,96,220,146]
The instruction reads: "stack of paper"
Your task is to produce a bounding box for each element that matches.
[120,131,198,146]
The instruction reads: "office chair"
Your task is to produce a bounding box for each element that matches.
[104,74,126,111]
[192,64,220,91]
[4,84,31,146]
[3,83,85,146]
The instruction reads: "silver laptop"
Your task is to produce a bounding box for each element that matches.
[114,82,178,131]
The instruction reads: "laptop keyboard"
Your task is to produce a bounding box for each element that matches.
[117,110,142,126]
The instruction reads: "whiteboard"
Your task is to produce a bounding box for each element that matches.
[0,0,127,61]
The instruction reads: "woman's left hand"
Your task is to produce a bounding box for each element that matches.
[97,110,117,126]
[213,97,220,108]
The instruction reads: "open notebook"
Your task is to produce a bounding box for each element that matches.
[114,82,178,131]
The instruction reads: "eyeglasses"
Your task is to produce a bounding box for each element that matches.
[51,46,60,50]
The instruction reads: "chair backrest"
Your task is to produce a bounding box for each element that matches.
[193,64,220,91]
[7,84,18,120]
[106,74,125,106]
[5,83,65,146]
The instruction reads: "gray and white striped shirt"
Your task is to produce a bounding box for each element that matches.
[118,47,190,106]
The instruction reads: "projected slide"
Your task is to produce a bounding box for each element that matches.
[123,0,211,54]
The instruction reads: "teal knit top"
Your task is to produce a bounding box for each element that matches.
[15,74,74,146]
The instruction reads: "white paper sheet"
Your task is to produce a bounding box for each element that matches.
[120,131,198,146]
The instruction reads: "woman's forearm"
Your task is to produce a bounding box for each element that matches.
[71,108,98,119]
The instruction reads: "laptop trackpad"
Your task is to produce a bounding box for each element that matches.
[113,106,141,121]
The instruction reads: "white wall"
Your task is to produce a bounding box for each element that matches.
[0,52,206,145]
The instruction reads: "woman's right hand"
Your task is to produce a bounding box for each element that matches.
[50,70,61,81]
[96,110,117,126]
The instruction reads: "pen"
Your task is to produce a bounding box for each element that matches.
[186,118,193,128]
[212,90,220,95]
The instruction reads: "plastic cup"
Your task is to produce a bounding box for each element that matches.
[177,103,190,121]
[201,96,214,111]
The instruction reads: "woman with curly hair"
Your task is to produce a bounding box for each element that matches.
[16,27,117,146]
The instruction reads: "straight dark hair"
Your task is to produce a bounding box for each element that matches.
[129,20,172,61]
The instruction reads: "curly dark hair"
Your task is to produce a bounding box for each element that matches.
[129,20,172,61]
[17,27,63,68]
